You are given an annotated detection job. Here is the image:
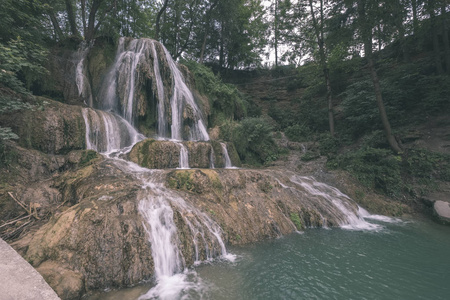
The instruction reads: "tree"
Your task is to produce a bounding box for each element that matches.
[356,0,402,153]
[155,0,169,40]
[308,0,335,136]
[427,0,444,74]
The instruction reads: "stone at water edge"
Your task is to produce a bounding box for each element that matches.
[0,238,60,300]
[433,201,450,224]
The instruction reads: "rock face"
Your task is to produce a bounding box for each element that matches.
[0,238,60,300]
[21,159,154,300]
[166,169,353,244]
[128,138,241,169]
[0,99,86,154]
[7,150,363,299]
[434,201,450,224]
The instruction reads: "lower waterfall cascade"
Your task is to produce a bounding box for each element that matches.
[76,38,399,299]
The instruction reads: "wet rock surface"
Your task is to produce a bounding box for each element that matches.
[0,99,86,154]
[129,139,241,169]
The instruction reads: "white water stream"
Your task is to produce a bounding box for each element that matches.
[78,37,396,299]
[176,142,189,169]
[220,142,236,169]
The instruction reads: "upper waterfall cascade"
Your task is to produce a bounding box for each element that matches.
[89,37,209,141]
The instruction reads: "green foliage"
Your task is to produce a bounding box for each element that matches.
[267,105,297,130]
[0,95,34,114]
[183,60,247,124]
[285,124,312,142]
[0,142,17,169]
[290,212,303,230]
[0,38,48,93]
[0,127,18,141]
[404,149,450,182]
[328,147,403,197]
[168,171,195,192]
[318,133,340,157]
[231,117,278,165]
[329,146,450,198]
[79,150,100,167]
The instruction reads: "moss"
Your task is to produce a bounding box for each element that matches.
[210,140,224,168]
[226,142,242,167]
[202,169,223,190]
[258,180,273,193]
[167,170,196,192]
[167,169,222,194]
[79,150,100,167]
[290,212,303,230]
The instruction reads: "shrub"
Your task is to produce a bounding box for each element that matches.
[318,133,340,156]
[182,60,247,125]
[328,147,403,197]
[232,117,278,165]
[285,124,312,142]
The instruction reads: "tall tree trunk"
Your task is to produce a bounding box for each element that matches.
[81,0,87,36]
[377,23,382,51]
[199,1,218,63]
[199,34,207,63]
[411,0,419,35]
[155,0,169,41]
[274,0,279,67]
[441,4,450,73]
[219,20,224,68]
[357,0,401,153]
[47,10,64,40]
[85,0,102,41]
[429,1,444,74]
[65,0,80,37]
[367,57,401,153]
[309,0,335,136]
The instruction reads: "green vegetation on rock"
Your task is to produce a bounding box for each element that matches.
[290,212,303,230]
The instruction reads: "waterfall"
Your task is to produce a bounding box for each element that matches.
[209,145,215,169]
[101,160,232,299]
[82,108,143,154]
[220,143,234,169]
[139,196,183,279]
[161,46,209,141]
[150,42,168,138]
[75,41,94,107]
[176,143,189,169]
[97,38,209,141]
[289,175,381,230]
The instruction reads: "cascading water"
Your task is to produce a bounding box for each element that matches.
[220,142,235,169]
[150,42,168,138]
[161,46,209,141]
[98,38,209,142]
[82,108,143,153]
[75,41,94,107]
[77,37,394,299]
[289,175,380,230]
[209,145,215,169]
[104,160,232,299]
[176,142,189,169]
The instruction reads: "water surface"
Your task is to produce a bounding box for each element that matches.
[87,218,450,300]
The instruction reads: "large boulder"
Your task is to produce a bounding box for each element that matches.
[128,139,241,169]
[21,159,154,299]
[434,201,450,224]
[1,98,86,154]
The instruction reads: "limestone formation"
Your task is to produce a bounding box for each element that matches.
[434,201,450,224]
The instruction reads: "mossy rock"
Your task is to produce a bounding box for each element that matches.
[167,169,222,194]
[226,142,242,167]
[1,99,86,154]
[128,139,180,169]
